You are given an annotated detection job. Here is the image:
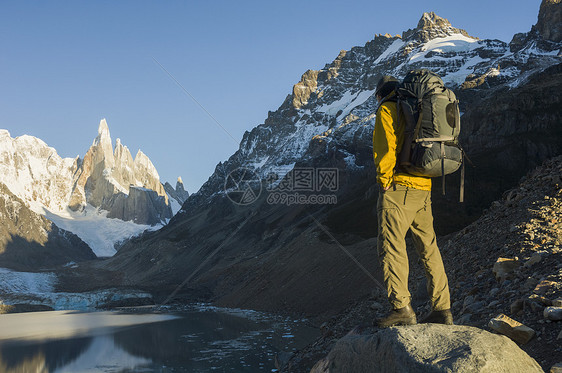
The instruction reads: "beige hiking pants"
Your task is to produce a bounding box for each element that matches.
[377,184,451,311]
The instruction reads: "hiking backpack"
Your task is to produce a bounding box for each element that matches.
[394,69,465,201]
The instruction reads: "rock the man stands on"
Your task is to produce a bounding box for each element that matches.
[372,76,453,327]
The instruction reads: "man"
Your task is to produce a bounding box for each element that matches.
[373,75,453,327]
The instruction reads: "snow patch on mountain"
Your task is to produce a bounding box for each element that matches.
[409,33,480,62]
[373,38,405,64]
[44,205,160,257]
[168,198,182,215]
[317,91,356,116]
[317,89,376,120]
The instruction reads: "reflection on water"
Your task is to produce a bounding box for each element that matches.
[0,305,319,372]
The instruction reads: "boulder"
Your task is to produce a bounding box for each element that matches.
[492,257,520,281]
[544,306,562,321]
[488,313,535,344]
[534,280,558,295]
[310,324,542,373]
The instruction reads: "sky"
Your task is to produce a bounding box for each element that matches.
[0,0,542,194]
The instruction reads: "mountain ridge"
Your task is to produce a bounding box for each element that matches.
[95,5,561,302]
[187,8,559,203]
[0,119,189,256]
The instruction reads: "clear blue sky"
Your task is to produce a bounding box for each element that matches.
[0,1,541,193]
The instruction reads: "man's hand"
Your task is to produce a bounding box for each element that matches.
[383,185,391,191]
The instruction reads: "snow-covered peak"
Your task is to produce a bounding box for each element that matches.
[408,33,480,63]
[0,130,76,214]
[403,12,475,44]
[114,138,134,164]
[187,10,561,208]
[134,149,158,177]
[93,118,113,155]
[98,118,110,138]
[418,12,452,31]
[1,119,174,256]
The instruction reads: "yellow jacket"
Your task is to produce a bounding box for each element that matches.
[373,100,432,191]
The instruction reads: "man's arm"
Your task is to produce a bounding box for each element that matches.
[373,104,397,190]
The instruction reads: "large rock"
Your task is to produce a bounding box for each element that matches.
[488,314,536,344]
[310,325,542,373]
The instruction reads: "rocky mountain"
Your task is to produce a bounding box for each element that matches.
[0,119,185,256]
[164,177,190,213]
[187,8,561,220]
[0,183,95,271]
[58,0,560,346]
[68,119,172,225]
[0,129,78,214]
[93,0,562,292]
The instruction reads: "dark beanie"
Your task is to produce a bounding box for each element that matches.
[375,75,399,99]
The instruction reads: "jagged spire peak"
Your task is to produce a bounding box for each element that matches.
[98,118,110,138]
[93,118,113,154]
[418,12,450,28]
[402,12,475,43]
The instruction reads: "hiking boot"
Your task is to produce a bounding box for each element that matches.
[376,304,417,327]
[420,309,453,325]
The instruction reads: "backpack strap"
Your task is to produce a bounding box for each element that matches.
[458,146,473,203]
[460,151,465,203]
[441,142,446,196]
[396,99,416,169]
[415,136,455,142]
[412,101,424,141]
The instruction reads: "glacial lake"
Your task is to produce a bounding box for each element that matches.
[0,305,319,372]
